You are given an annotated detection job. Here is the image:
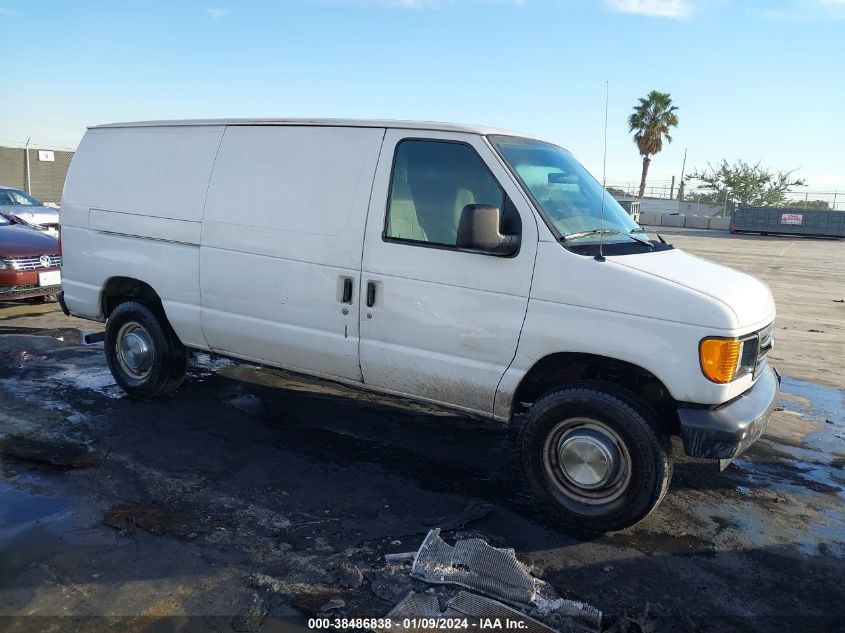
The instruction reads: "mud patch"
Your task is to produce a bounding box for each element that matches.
[608,530,717,559]
[0,326,88,345]
[103,503,221,539]
[0,435,101,468]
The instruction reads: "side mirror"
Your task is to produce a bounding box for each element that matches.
[456,204,520,256]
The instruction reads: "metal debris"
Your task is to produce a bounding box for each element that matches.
[410,529,601,629]
[451,591,560,633]
[386,591,442,619]
[385,551,417,564]
[381,591,559,633]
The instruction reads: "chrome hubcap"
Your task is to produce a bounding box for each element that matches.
[116,322,153,379]
[543,418,632,505]
[558,432,617,489]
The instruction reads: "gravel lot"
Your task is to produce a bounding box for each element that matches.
[0,228,843,632]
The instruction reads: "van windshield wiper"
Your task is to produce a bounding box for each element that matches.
[626,228,654,248]
[632,227,668,245]
[561,228,619,241]
[562,228,653,249]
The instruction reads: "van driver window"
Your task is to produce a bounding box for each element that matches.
[385,140,505,246]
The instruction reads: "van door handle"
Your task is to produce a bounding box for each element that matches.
[366,281,376,307]
[341,278,353,304]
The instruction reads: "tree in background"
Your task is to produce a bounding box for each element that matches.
[783,199,831,210]
[686,159,806,214]
[628,90,679,198]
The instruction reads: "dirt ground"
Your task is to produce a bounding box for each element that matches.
[0,228,843,632]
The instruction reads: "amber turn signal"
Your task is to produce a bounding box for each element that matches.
[699,338,741,384]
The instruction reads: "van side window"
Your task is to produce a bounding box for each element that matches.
[385,140,506,247]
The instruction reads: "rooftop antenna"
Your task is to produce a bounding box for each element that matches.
[596,81,609,262]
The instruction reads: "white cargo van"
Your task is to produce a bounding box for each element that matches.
[59,119,779,531]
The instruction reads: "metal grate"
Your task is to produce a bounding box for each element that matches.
[5,255,61,270]
[755,322,774,378]
[380,591,560,633]
[410,529,602,629]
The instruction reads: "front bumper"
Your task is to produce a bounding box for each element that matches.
[0,267,61,301]
[678,365,780,469]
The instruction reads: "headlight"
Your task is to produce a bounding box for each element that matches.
[699,335,759,383]
[700,338,740,383]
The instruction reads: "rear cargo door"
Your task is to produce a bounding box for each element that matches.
[358,129,538,415]
[200,125,385,381]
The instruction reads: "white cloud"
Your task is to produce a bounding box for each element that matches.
[605,0,694,19]
[205,8,231,19]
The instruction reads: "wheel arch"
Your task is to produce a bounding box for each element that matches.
[510,352,680,433]
[100,276,164,319]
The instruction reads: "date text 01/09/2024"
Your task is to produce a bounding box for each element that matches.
[307,618,530,629]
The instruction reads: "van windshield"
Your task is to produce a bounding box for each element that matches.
[489,136,639,244]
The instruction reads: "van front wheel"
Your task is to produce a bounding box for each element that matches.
[104,301,187,398]
[520,384,672,533]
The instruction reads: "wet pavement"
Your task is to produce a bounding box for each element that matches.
[1,330,843,632]
[0,230,844,632]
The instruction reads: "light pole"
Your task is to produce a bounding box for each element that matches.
[24,137,32,194]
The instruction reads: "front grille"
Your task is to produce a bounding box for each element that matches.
[754,323,774,378]
[5,255,62,270]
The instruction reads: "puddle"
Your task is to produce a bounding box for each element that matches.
[733,449,845,500]
[779,376,845,456]
[190,352,236,377]
[779,376,844,426]
[50,365,123,398]
[701,500,831,557]
[0,475,72,547]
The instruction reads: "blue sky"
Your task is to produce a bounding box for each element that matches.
[2,0,844,191]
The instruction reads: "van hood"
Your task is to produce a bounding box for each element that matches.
[613,248,775,330]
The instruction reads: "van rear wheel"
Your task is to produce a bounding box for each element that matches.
[104,301,187,398]
[520,384,672,533]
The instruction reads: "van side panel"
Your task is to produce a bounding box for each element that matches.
[63,126,225,222]
[200,125,385,381]
[61,125,225,348]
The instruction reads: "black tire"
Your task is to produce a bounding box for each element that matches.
[104,301,187,398]
[519,383,672,533]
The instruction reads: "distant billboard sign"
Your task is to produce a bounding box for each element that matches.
[780,213,803,225]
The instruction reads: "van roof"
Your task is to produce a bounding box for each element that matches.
[90,118,536,138]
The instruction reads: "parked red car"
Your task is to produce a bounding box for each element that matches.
[0,214,61,301]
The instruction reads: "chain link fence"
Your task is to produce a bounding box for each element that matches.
[0,144,74,205]
[606,180,844,214]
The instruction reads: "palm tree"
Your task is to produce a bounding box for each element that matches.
[629,90,679,199]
